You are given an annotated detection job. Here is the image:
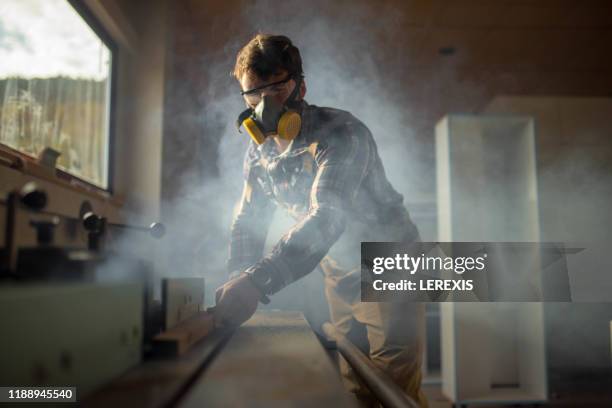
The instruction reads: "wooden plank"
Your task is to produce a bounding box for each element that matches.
[152,311,215,356]
[177,311,358,408]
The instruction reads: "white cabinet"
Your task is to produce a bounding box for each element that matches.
[436,114,547,405]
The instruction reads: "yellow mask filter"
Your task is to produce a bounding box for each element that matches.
[242,117,267,145]
[277,111,301,141]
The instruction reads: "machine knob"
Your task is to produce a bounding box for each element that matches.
[82,212,105,233]
[149,222,166,238]
[20,182,47,210]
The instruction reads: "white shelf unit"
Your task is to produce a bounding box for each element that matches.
[436,114,547,405]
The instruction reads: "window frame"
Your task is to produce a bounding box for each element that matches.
[0,0,119,194]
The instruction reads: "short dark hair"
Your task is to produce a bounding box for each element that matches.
[233,34,303,81]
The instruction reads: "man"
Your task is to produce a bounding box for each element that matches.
[214,34,427,407]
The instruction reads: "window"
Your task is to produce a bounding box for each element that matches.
[0,0,114,189]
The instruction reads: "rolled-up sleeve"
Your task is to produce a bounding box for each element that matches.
[246,122,372,294]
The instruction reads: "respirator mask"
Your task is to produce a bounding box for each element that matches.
[236,74,303,145]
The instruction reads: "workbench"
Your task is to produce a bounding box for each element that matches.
[84,311,358,407]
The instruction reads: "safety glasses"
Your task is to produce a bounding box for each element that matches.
[240,76,293,105]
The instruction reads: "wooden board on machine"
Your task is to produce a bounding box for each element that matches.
[152,310,215,357]
[161,277,205,330]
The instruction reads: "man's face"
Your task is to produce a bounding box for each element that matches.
[240,70,300,110]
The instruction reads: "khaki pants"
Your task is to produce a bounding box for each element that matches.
[321,256,428,408]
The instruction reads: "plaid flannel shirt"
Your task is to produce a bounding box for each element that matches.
[228,102,415,294]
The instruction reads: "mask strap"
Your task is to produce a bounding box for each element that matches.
[285,73,303,109]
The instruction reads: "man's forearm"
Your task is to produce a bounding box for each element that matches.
[227,196,275,274]
[244,206,346,295]
[228,223,265,272]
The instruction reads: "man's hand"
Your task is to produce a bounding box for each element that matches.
[214,273,262,328]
